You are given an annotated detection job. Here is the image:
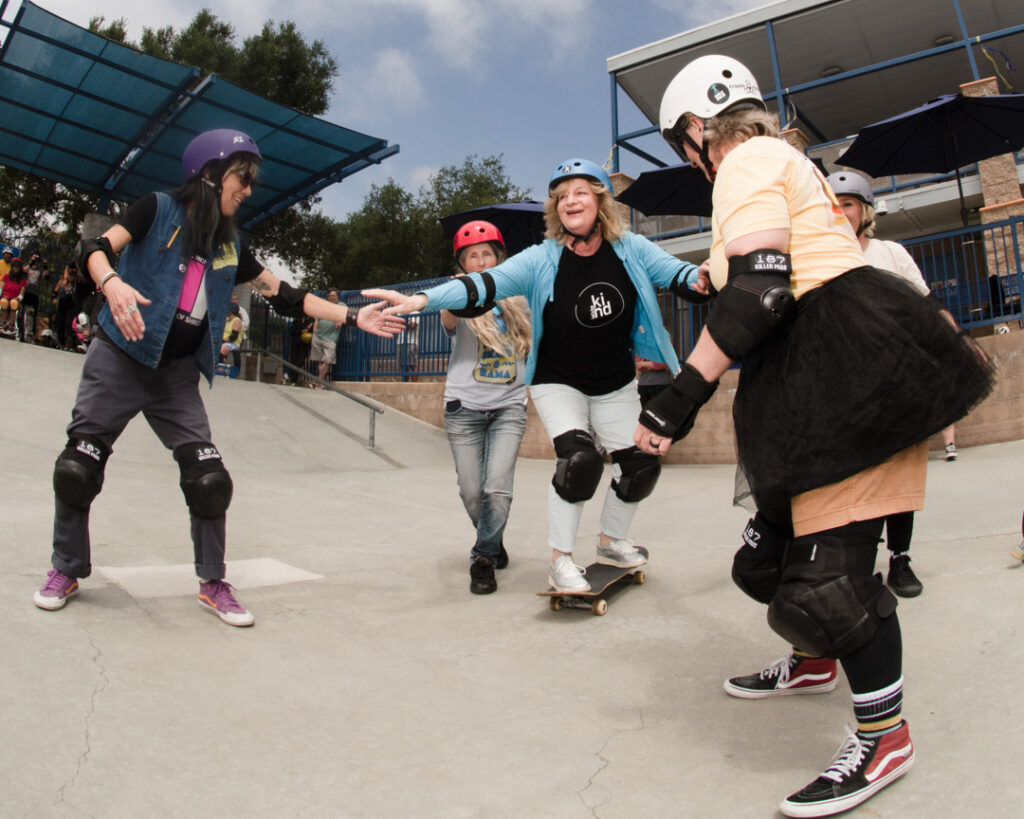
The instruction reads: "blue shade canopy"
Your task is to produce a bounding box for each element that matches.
[0,1,398,229]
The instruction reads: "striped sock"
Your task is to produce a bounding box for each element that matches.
[852,676,903,737]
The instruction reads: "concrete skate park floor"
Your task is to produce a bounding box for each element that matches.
[2,341,1021,818]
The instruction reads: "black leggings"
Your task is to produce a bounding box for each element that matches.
[884,511,914,554]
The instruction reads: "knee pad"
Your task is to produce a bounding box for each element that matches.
[731,511,787,604]
[174,442,233,519]
[766,534,897,659]
[551,429,603,503]
[53,436,111,509]
[610,446,661,503]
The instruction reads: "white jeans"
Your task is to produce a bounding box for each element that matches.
[529,380,642,554]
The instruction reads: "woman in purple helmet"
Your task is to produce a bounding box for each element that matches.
[31,128,402,627]
[367,158,709,594]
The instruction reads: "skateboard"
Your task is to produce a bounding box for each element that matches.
[538,547,648,616]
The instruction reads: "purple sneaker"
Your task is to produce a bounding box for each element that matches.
[198,580,254,627]
[33,569,79,610]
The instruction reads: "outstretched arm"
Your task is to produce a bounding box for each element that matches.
[361,288,429,316]
[251,271,404,337]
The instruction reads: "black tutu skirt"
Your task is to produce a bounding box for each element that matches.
[733,266,995,511]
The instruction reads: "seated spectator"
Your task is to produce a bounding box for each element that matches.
[1,256,26,337]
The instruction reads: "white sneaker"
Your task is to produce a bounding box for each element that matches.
[944,443,958,461]
[596,537,648,568]
[548,555,590,592]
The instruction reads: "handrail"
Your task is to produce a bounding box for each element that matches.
[236,346,383,449]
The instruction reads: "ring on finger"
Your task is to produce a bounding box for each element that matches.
[127,303,137,314]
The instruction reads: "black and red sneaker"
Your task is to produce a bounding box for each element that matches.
[779,721,915,817]
[724,653,838,699]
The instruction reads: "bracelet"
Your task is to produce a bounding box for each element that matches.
[99,271,119,292]
[345,307,359,327]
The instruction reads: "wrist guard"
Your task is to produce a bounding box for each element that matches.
[447,273,496,318]
[638,362,718,441]
[267,281,309,318]
[668,265,711,305]
[705,249,796,360]
[75,236,117,278]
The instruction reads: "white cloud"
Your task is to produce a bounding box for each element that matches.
[333,47,425,123]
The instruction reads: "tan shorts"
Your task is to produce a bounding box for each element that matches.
[309,336,337,364]
[790,441,928,537]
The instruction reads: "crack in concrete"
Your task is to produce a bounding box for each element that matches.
[579,710,648,817]
[55,629,108,816]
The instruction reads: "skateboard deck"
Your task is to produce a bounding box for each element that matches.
[538,547,648,616]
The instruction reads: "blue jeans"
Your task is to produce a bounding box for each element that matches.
[444,402,528,561]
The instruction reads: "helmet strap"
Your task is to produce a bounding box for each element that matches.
[561,218,600,249]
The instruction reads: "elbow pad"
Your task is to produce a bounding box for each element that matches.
[75,236,117,276]
[705,250,796,360]
[668,266,711,305]
[267,281,309,318]
[637,363,718,442]
[447,273,496,317]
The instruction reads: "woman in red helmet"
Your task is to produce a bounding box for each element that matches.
[32,128,402,627]
[443,221,532,594]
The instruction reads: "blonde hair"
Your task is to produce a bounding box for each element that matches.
[703,108,780,149]
[455,243,531,360]
[543,178,626,245]
[859,202,877,239]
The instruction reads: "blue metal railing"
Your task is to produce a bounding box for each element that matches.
[903,215,1024,330]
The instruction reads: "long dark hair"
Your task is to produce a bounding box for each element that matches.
[167,155,259,260]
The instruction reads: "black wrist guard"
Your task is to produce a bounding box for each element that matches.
[267,281,309,318]
[638,363,718,442]
[75,235,117,277]
[668,267,711,304]
[447,273,496,317]
[345,306,359,327]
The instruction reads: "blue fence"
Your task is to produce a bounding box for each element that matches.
[903,215,1024,330]
[12,213,1023,383]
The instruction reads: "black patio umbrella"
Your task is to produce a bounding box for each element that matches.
[615,162,713,218]
[439,201,545,255]
[837,92,1024,225]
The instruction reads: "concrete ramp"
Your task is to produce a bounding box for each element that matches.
[3,340,1024,817]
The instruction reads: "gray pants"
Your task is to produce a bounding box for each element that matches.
[52,338,227,580]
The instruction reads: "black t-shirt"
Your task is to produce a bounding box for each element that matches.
[118,193,263,359]
[532,241,637,396]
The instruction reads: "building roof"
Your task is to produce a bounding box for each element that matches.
[0,0,398,230]
[607,0,1024,243]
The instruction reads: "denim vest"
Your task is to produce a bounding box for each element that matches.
[98,193,240,384]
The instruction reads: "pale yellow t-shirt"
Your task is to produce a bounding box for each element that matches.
[709,137,865,299]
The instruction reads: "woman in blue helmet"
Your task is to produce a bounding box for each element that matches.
[366,158,708,593]
[32,128,403,627]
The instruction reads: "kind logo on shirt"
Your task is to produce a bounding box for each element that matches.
[574,282,625,328]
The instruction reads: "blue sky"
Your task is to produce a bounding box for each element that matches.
[34,0,767,221]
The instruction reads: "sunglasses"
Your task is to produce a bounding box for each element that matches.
[234,169,256,189]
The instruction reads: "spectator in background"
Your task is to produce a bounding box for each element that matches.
[19,253,47,343]
[287,314,315,386]
[230,292,250,344]
[0,246,13,280]
[309,288,343,387]
[53,263,78,350]
[219,302,244,365]
[1,256,26,338]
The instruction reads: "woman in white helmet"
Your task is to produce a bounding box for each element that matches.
[367,158,709,594]
[639,55,993,818]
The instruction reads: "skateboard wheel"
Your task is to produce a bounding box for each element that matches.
[549,597,564,611]
[591,599,608,616]
[632,570,646,585]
